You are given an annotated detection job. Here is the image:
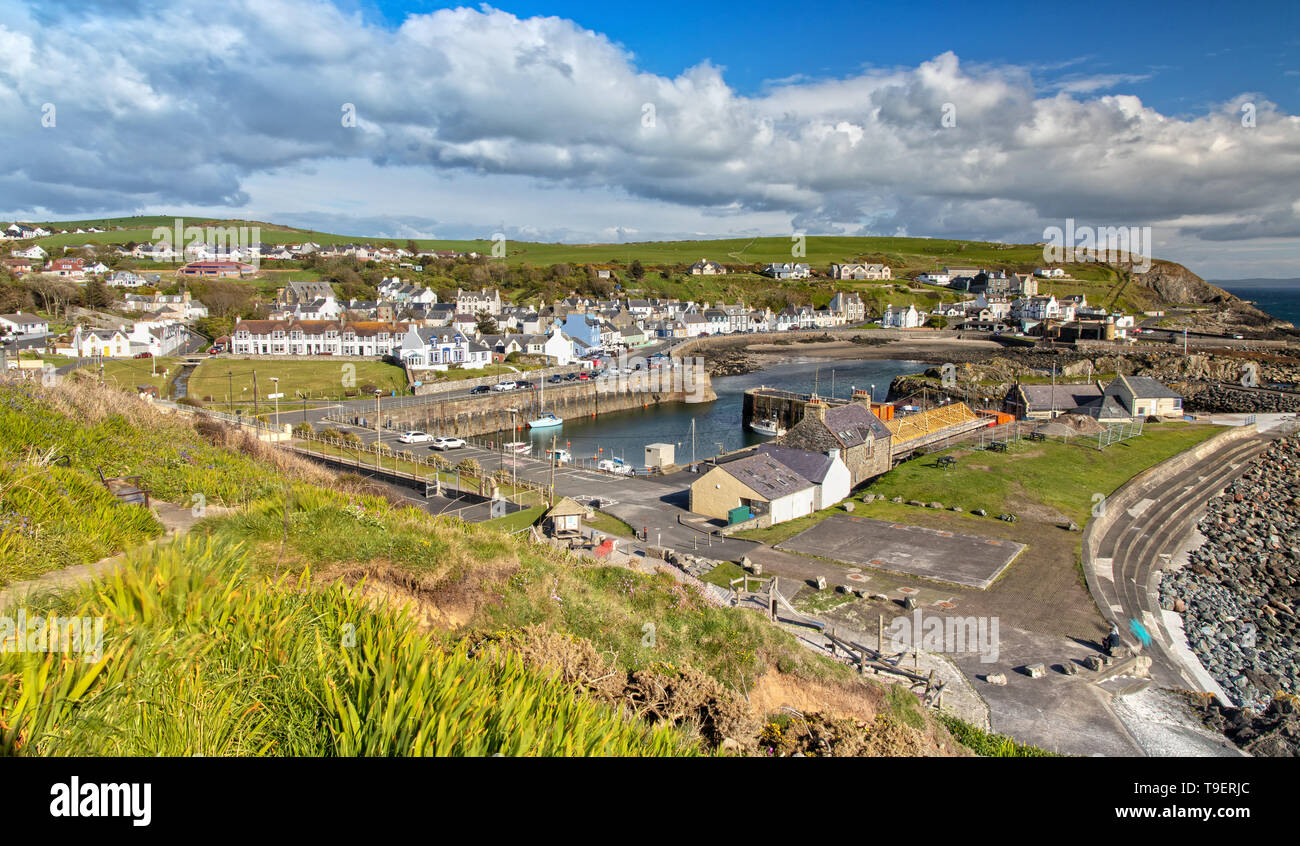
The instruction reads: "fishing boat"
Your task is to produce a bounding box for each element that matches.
[749,417,786,437]
[527,377,564,428]
[504,441,532,455]
[528,411,563,428]
[546,447,571,463]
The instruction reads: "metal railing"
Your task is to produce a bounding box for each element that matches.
[290,432,551,506]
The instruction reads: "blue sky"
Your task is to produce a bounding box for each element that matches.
[1,0,1298,278]
[367,0,1300,112]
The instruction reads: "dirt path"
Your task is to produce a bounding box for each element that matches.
[0,501,229,609]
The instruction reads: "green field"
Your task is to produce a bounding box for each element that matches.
[28,218,1082,274]
[19,217,1156,318]
[734,423,1223,546]
[94,356,182,395]
[186,359,408,405]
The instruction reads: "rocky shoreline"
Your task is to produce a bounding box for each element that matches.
[1158,436,1300,753]
[693,333,1300,414]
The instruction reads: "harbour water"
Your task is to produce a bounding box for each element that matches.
[502,357,927,468]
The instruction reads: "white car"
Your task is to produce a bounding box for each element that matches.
[431,436,466,451]
[398,431,433,444]
[492,381,515,392]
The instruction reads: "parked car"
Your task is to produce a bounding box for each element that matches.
[564,373,579,382]
[398,431,433,444]
[492,381,515,392]
[577,372,589,380]
[514,380,534,390]
[469,385,491,395]
[133,352,152,359]
[549,375,564,384]
[431,436,466,451]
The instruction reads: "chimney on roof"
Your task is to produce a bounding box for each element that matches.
[806,395,829,422]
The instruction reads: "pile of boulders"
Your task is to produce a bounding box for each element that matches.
[1184,692,1300,757]
[1159,437,1300,714]
[1182,383,1300,413]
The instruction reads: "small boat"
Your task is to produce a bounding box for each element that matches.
[505,441,532,455]
[749,417,786,437]
[528,379,563,428]
[597,458,634,476]
[546,448,571,463]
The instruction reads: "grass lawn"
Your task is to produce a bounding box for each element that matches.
[734,423,1224,546]
[96,356,182,395]
[587,510,636,538]
[18,352,75,367]
[484,505,545,533]
[187,359,408,404]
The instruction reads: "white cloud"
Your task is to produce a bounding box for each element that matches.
[0,1,1298,277]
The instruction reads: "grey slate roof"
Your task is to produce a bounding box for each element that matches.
[756,444,836,484]
[1017,383,1103,412]
[780,402,891,452]
[1111,375,1182,399]
[716,453,813,501]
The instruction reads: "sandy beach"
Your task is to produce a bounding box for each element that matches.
[743,336,1003,364]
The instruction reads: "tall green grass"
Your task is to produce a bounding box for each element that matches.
[0,536,700,756]
[0,461,162,584]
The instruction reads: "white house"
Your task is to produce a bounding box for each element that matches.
[455,288,502,315]
[397,327,484,369]
[127,321,188,357]
[831,263,890,280]
[761,263,812,280]
[10,245,47,260]
[64,327,132,358]
[107,270,148,288]
[0,311,49,338]
[230,319,409,357]
[688,258,727,276]
[828,292,866,323]
[881,303,923,329]
[757,445,851,511]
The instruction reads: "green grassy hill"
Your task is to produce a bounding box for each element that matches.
[0,377,996,757]
[22,216,1162,315]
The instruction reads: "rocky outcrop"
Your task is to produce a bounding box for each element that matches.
[1133,260,1296,336]
[1133,260,1239,307]
[886,346,1300,413]
[1184,692,1300,757]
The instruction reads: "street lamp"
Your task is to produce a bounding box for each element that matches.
[270,377,280,426]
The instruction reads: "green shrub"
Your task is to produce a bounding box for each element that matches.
[0,536,700,757]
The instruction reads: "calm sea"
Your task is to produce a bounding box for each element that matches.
[1215,278,1300,326]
